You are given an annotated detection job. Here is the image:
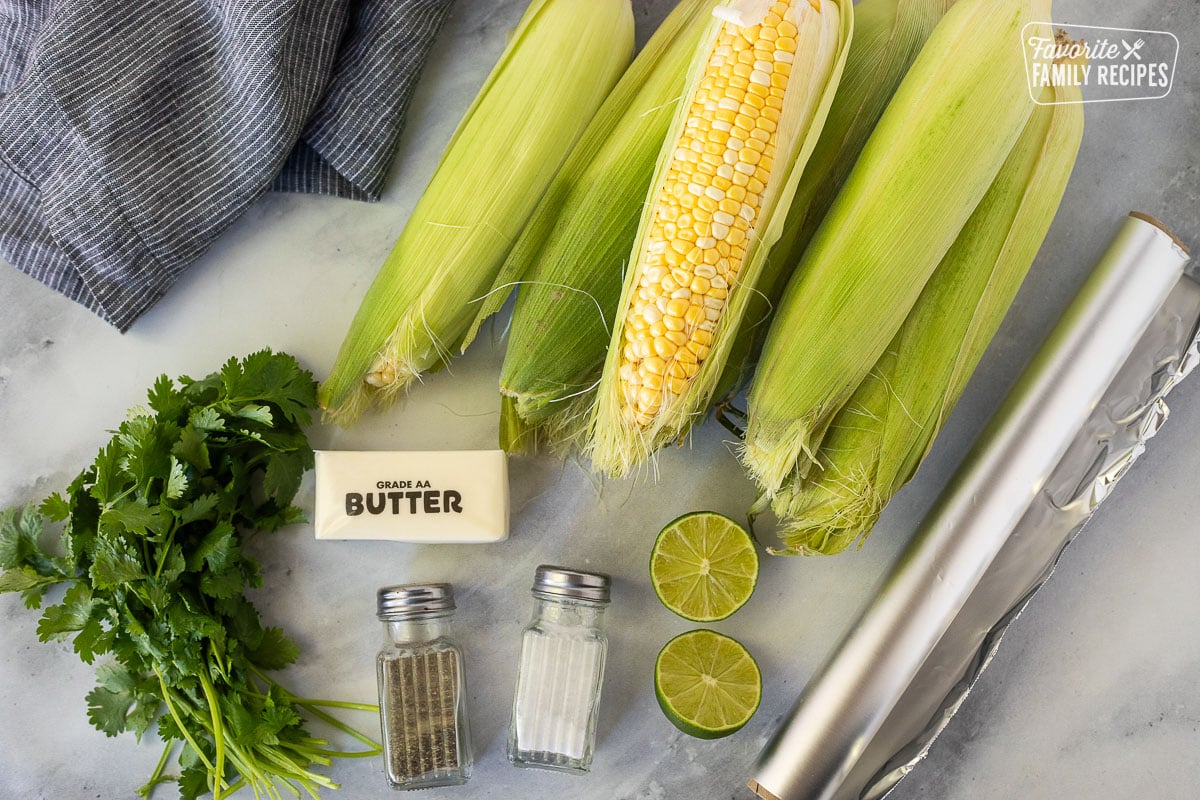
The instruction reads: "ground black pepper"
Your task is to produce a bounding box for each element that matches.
[381,649,461,782]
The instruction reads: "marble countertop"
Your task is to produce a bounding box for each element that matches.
[2,1,1198,798]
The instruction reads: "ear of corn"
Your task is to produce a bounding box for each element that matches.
[463,0,718,455]
[588,0,854,478]
[318,0,635,425]
[741,0,1049,495]
[712,0,955,404]
[766,71,1084,555]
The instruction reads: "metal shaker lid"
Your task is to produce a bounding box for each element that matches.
[532,565,611,604]
[377,582,456,619]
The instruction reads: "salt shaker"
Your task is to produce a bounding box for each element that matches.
[376,583,473,790]
[508,565,611,773]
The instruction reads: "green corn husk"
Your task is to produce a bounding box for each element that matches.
[764,74,1084,555]
[463,0,718,455]
[318,0,635,425]
[741,0,1049,495]
[713,0,956,404]
[588,0,855,479]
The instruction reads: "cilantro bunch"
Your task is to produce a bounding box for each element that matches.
[0,350,379,800]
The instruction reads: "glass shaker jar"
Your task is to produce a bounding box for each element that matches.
[376,583,472,790]
[508,565,611,773]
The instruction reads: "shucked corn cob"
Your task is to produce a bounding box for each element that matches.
[741,0,1049,495]
[588,0,853,477]
[318,0,634,424]
[714,0,955,403]
[463,0,717,454]
[767,70,1084,555]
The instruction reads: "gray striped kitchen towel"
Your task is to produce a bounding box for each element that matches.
[0,0,454,331]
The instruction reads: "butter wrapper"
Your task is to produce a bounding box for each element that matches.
[314,450,509,543]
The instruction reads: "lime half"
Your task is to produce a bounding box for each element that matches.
[650,511,759,621]
[654,629,761,739]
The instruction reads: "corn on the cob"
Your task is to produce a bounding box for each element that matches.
[462,0,717,454]
[318,0,635,424]
[741,0,1048,495]
[766,72,1084,555]
[713,0,955,403]
[588,0,853,477]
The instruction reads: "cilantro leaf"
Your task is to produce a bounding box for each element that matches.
[219,349,317,427]
[159,544,187,583]
[0,505,42,570]
[190,407,224,432]
[90,539,147,589]
[73,615,111,664]
[263,451,307,507]
[89,442,125,507]
[165,457,189,501]
[178,493,220,526]
[199,566,245,599]
[125,695,159,740]
[97,662,137,693]
[146,373,187,420]
[251,504,307,533]
[87,685,134,736]
[165,599,226,646]
[117,414,177,496]
[218,596,264,650]
[87,666,161,740]
[257,702,302,745]
[235,404,274,426]
[172,424,211,470]
[186,522,237,572]
[156,711,183,743]
[0,566,58,593]
[37,582,98,640]
[39,493,71,522]
[0,566,64,608]
[177,761,209,800]
[101,499,167,538]
[247,627,300,670]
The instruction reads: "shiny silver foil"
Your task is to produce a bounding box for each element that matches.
[749,213,1196,800]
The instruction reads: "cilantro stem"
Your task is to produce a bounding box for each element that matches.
[136,739,176,799]
[251,668,382,752]
[197,666,228,800]
[155,668,215,773]
[153,519,178,579]
[314,749,380,759]
[256,740,339,788]
[291,698,380,713]
[299,703,382,752]
[212,736,269,800]
[241,684,378,715]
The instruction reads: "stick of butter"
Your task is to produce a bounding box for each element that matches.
[314,450,509,543]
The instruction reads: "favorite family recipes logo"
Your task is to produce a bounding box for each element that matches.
[1023,23,1179,104]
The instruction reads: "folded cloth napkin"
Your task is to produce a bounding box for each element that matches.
[0,0,454,331]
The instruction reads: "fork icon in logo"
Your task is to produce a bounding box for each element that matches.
[1122,38,1146,60]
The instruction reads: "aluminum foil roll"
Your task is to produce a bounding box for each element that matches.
[749,212,1195,800]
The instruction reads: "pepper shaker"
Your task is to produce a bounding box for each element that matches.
[376,583,473,790]
[508,565,611,773]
